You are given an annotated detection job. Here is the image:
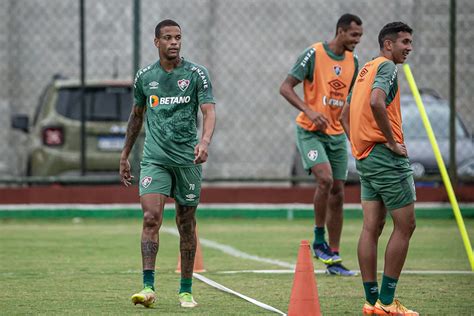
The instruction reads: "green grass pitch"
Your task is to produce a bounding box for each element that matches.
[1,217,473,315]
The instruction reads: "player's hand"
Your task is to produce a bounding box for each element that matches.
[194,141,209,164]
[305,109,329,130]
[386,142,408,157]
[119,158,134,186]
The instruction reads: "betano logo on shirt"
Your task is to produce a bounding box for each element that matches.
[149,95,191,108]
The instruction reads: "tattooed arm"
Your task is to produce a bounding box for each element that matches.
[120,105,146,186]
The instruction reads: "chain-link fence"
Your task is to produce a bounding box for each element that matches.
[1,0,473,183]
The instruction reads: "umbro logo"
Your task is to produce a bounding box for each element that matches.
[185,193,196,201]
[328,79,346,91]
[148,81,159,89]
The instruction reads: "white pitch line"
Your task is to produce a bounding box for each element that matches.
[193,273,287,315]
[161,226,296,269]
[161,227,288,315]
[128,229,473,314]
[218,269,474,275]
[220,270,326,274]
[162,227,474,275]
[395,270,474,275]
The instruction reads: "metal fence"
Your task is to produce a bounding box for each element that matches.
[1,0,473,183]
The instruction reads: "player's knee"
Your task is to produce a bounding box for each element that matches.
[363,223,382,239]
[407,219,416,236]
[175,205,197,228]
[176,216,196,231]
[395,218,416,237]
[317,176,333,192]
[143,210,162,229]
[176,224,196,243]
[330,187,344,202]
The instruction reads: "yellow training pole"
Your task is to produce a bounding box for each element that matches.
[403,64,474,271]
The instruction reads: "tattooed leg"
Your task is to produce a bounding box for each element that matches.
[175,204,197,279]
[140,194,166,270]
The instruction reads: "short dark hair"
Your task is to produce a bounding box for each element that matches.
[155,19,180,38]
[335,13,362,35]
[378,22,413,49]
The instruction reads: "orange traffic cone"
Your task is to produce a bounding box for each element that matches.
[288,240,321,316]
[175,228,206,273]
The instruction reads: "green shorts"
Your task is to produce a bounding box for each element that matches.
[295,125,348,180]
[356,144,416,211]
[139,162,202,206]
